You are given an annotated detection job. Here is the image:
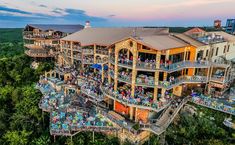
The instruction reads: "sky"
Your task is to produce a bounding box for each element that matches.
[0,0,234,28]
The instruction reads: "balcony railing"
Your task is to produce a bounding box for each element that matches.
[160,61,210,72]
[83,59,94,64]
[96,59,108,64]
[159,75,207,89]
[83,49,94,54]
[73,54,82,60]
[73,45,82,52]
[96,50,108,55]
[23,31,64,39]
[25,50,54,58]
[81,86,104,102]
[101,86,170,112]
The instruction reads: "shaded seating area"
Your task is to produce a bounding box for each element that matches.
[50,109,116,135]
[37,77,73,112]
[191,94,235,115]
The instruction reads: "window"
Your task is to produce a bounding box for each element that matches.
[223,46,226,53]
[211,48,214,56]
[215,47,219,56]
[227,45,230,52]
[206,50,209,57]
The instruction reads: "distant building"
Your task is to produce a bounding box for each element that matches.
[226,19,235,35]
[214,20,222,29]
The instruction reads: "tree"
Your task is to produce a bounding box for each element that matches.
[3,130,32,145]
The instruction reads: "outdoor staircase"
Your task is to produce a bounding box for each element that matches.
[141,97,190,135]
[60,51,72,66]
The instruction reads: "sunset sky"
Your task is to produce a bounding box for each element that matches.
[0,0,234,28]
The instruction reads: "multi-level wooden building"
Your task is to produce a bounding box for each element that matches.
[23,24,84,59]
[36,26,235,144]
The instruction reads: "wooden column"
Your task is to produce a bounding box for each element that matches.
[108,48,112,84]
[81,47,84,69]
[131,48,137,97]
[183,47,187,61]
[94,44,97,63]
[129,106,134,120]
[101,64,104,83]
[154,52,161,101]
[70,41,73,65]
[135,107,138,122]
[114,46,118,91]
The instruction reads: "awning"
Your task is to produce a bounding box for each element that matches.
[91,64,102,70]
[91,64,108,71]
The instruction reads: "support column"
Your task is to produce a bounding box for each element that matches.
[154,51,161,101]
[108,48,112,84]
[161,72,168,98]
[129,106,134,120]
[224,67,228,83]
[135,107,138,122]
[153,71,159,101]
[114,46,118,91]
[94,44,97,63]
[131,48,137,97]
[70,41,73,65]
[101,64,104,83]
[183,47,187,61]
[81,47,84,69]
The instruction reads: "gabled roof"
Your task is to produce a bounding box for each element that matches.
[184,27,206,35]
[61,27,169,46]
[133,34,189,50]
[26,24,84,33]
[173,33,205,47]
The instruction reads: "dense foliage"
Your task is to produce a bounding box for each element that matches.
[166,105,235,145]
[0,28,234,145]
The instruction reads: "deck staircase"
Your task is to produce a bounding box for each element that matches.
[60,51,72,66]
[141,97,190,135]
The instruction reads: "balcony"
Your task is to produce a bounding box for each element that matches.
[83,49,94,54]
[191,94,235,115]
[73,45,82,52]
[159,75,208,89]
[96,59,108,64]
[81,86,104,102]
[73,54,82,60]
[24,44,42,49]
[23,31,63,40]
[101,86,170,112]
[160,61,210,72]
[96,50,108,55]
[25,50,54,58]
[83,58,94,64]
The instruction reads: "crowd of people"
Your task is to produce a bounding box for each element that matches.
[83,56,94,63]
[103,83,168,110]
[192,94,235,115]
[50,109,114,134]
[37,78,71,112]
[82,80,104,101]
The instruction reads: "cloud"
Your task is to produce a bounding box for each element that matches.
[39,4,47,8]
[107,14,116,18]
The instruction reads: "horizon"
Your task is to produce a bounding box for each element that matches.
[0,0,235,28]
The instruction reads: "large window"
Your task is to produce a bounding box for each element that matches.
[223,46,226,53]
